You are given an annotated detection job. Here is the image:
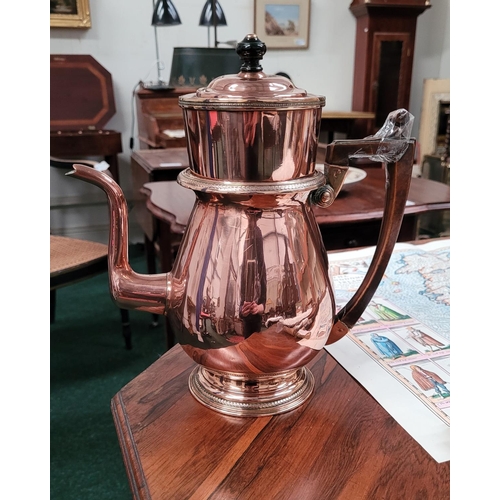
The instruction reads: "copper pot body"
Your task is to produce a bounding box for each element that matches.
[169,184,333,354]
[167,181,332,415]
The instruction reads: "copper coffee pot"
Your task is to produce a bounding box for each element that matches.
[68,34,415,417]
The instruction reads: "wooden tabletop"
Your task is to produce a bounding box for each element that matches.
[111,344,450,499]
[141,168,450,230]
[131,148,190,174]
[313,167,450,225]
[141,181,195,232]
[321,110,375,120]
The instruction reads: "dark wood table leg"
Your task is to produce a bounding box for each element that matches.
[144,235,157,275]
[157,220,176,350]
[158,227,173,276]
[120,309,132,350]
[143,235,160,328]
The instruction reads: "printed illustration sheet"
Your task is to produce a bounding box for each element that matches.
[324,239,450,463]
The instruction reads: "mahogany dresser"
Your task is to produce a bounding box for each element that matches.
[134,87,197,150]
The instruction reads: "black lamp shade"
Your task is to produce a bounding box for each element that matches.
[152,0,182,26]
[199,0,227,27]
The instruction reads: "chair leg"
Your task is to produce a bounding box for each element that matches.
[150,314,159,328]
[165,317,176,351]
[120,309,132,350]
[51,289,56,323]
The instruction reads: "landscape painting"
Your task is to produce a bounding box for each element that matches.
[254,0,310,49]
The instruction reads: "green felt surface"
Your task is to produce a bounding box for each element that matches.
[51,245,167,500]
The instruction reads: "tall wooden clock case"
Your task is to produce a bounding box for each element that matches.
[350,0,431,135]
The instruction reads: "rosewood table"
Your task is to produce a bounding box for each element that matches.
[313,167,450,249]
[111,344,450,499]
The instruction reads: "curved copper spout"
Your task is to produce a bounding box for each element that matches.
[66,165,169,315]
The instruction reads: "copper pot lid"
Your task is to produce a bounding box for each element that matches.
[178,34,325,110]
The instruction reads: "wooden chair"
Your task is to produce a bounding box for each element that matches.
[50,158,132,349]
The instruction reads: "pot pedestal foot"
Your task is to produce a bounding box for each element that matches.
[188,365,315,417]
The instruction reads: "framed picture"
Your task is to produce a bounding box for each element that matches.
[418,79,450,161]
[254,0,310,50]
[50,0,91,29]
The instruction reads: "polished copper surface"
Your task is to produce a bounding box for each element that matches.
[179,72,324,108]
[181,107,323,181]
[168,193,334,373]
[67,34,416,416]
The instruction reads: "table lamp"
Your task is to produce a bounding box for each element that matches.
[143,0,182,90]
[199,0,227,48]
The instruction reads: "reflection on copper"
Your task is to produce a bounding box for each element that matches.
[183,108,321,181]
[168,190,334,376]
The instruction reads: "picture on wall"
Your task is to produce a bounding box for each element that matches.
[50,0,91,29]
[254,0,310,49]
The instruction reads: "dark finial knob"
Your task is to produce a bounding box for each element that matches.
[236,34,267,72]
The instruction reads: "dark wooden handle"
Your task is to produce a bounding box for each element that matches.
[326,139,415,344]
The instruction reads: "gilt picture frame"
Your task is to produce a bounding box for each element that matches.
[254,0,310,50]
[50,0,91,29]
[418,79,450,161]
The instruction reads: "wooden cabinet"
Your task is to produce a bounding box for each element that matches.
[135,87,197,149]
[51,54,123,183]
[349,0,431,135]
